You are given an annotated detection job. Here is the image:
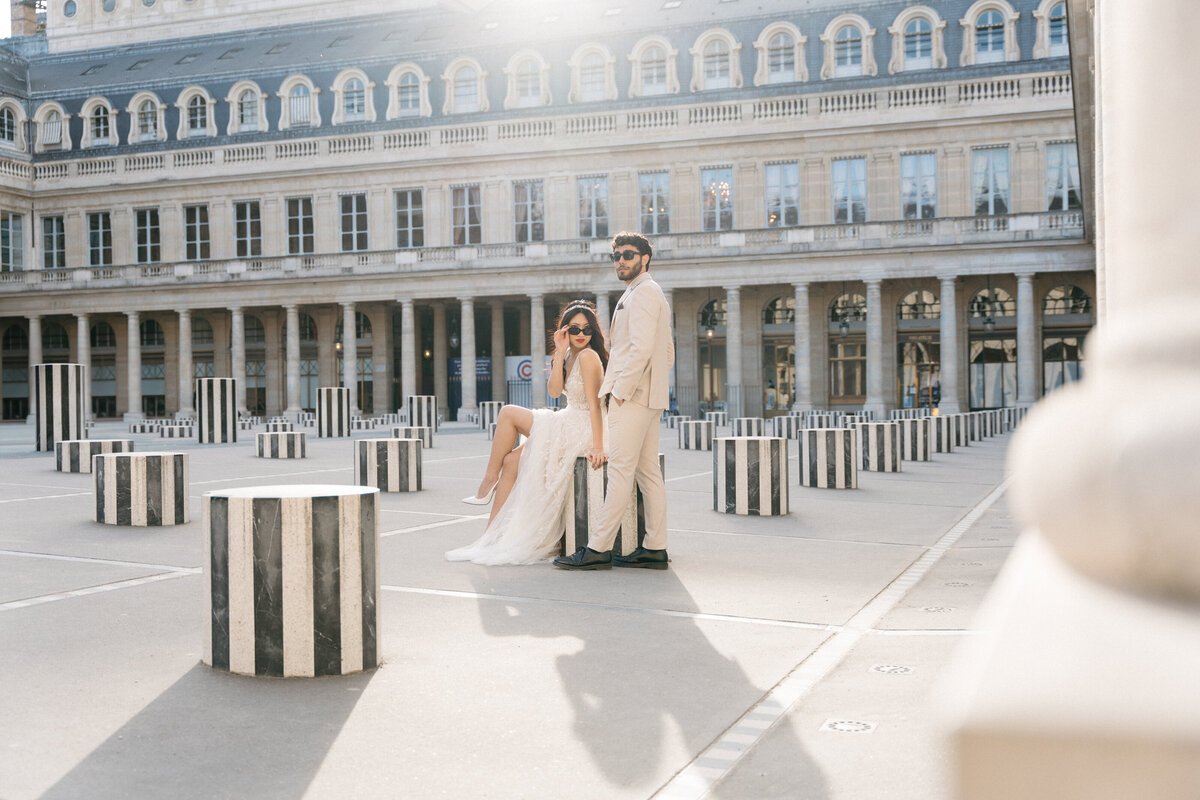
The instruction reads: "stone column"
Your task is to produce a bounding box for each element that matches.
[177,309,193,419]
[125,311,142,421]
[433,302,448,419]
[400,297,417,403]
[341,302,359,415]
[25,314,42,424]
[459,297,477,418]
[938,276,962,415]
[530,294,546,409]
[230,307,246,416]
[864,279,886,418]
[284,304,301,413]
[76,313,92,420]
[1015,272,1038,407]
[724,286,743,418]
[663,289,676,409]
[490,300,506,403]
[792,282,812,410]
[595,291,611,339]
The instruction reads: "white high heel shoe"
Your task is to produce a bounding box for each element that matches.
[461,482,498,505]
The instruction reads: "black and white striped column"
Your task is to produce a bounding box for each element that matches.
[798,428,858,489]
[478,401,504,431]
[771,415,804,439]
[678,420,713,451]
[94,451,189,526]
[930,415,956,454]
[562,454,664,557]
[56,438,134,473]
[713,437,788,516]
[944,414,971,448]
[265,421,293,433]
[129,422,160,434]
[202,485,379,678]
[238,420,256,431]
[665,414,690,429]
[805,413,837,429]
[354,438,422,492]
[898,418,932,462]
[350,418,377,431]
[256,431,306,459]
[731,417,766,437]
[196,377,237,444]
[391,426,433,449]
[705,411,728,428]
[160,424,193,438]
[317,387,351,438]
[376,413,400,425]
[890,408,928,420]
[33,363,86,452]
[843,414,871,426]
[856,422,901,472]
[406,395,438,432]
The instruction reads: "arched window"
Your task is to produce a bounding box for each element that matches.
[753,22,808,85]
[821,15,878,79]
[767,33,794,82]
[92,106,111,143]
[140,319,165,347]
[961,1,1020,65]
[138,99,157,141]
[1034,0,1070,58]
[703,40,731,89]
[192,317,213,345]
[1043,284,1091,315]
[698,298,727,330]
[0,108,14,143]
[335,312,373,343]
[515,59,541,107]
[897,289,940,320]
[976,10,1005,62]
[397,73,420,114]
[454,66,479,112]
[579,52,606,100]
[238,89,259,132]
[299,313,317,342]
[968,287,1016,319]
[642,47,668,94]
[343,78,366,121]
[90,321,116,348]
[629,36,680,97]
[835,26,863,76]
[830,293,867,322]
[43,322,70,350]
[188,95,206,135]
[762,296,796,325]
[290,85,312,126]
[889,8,948,73]
[1048,2,1068,54]
[2,325,28,352]
[905,18,933,68]
[42,110,63,148]
[244,315,265,346]
[385,64,430,119]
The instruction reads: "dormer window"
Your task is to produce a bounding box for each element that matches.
[0,108,15,144]
[138,100,157,141]
[976,10,1005,63]
[455,67,479,112]
[92,107,110,143]
[703,40,731,89]
[767,33,794,82]
[344,78,366,122]
[397,73,420,115]
[515,60,540,107]
[42,111,62,147]
[290,85,311,126]
[238,90,259,132]
[905,18,933,69]
[835,26,863,76]
[187,95,206,135]
[642,47,668,95]
[580,52,606,101]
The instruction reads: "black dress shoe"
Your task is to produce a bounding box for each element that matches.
[613,547,670,570]
[553,547,612,570]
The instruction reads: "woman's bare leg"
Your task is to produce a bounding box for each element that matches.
[487,446,523,527]
[473,404,533,499]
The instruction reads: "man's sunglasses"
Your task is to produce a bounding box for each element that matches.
[610,249,642,262]
[567,325,594,337]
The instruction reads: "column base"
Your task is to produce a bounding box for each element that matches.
[123,411,145,422]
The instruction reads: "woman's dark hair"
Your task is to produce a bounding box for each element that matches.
[555,299,609,376]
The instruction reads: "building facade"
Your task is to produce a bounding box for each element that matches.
[0,0,1092,422]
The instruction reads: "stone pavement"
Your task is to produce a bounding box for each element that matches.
[0,416,1018,800]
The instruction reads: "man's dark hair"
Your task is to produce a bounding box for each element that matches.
[611,231,653,268]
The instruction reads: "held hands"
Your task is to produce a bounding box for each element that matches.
[586,448,608,469]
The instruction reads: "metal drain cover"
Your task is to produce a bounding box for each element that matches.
[821,719,877,733]
[871,664,914,675]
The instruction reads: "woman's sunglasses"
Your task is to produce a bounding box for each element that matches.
[609,249,641,262]
[567,325,593,337]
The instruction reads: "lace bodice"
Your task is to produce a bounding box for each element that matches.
[563,355,591,412]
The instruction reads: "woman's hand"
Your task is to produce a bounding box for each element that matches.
[552,326,570,357]
[586,448,607,469]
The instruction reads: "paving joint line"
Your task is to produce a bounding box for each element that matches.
[0,548,199,573]
[0,570,193,611]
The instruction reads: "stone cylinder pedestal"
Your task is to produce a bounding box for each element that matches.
[942,413,970,448]
[265,421,293,433]
[376,413,400,425]
[562,454,664,557]
[731,417,766,437]
[930,415,956,454]
[890,408,928,420]
[129,422,160,434]
[798,428,858,489]
[478,401,504,431]
[160,424,193,439]
[856,422,901,472]
[805,413,837,429]
[843,413,872,426]
[256,431,306,459]
[391,426,433,448]
[94,451,189,526]
[354,438,422,492]
[713,437,789,515]
[406,395,438,432]
[664,415,688,429]
[317,387,351,438]
[238,420,255,431]
[678,420,713,451]
[196,377,237,444]
[202,484,379,678]
[350,418,378,431]
[898,418,932,462]
[705,411,728,427]
[56,439,134,473]
[33,363,86,452]
[772,416,804,439]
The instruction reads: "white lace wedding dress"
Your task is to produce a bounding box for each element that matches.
[446,357,599,565]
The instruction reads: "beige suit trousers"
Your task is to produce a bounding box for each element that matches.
[587,398,668,552]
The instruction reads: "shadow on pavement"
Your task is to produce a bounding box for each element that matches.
[41,661,373,799]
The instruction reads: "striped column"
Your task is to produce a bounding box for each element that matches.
[317,387,351,438]
[856,422,901,472]
[898,418,932,462]
[256,431,306,459]
[56,439,134,473]
[196,377,238,444]
[129,422,160,434]
[406,395,438,432]
[202,485,379,678]
[238,420,256,431]
[966,412,983,442]
[799,428,858,489]
[713,437,789,516]
[678,420,713,451]
[354,438,422,492]
[890,408,928,420]
[350,419,378,431]
[946,414,971,448]
[843,414,872,426]
[376,413,400,425]
[478,401,504,431]
[665,415,690,429]
[160,424,194,438]
[391,426,433,448]
[94,452,189,526]
[930,416,956,454]
[265,421,293,432]
[562,454,664,557]
[771,415,804,439]
[705,411,728,427]
[731,417,766,437]
[805,413,836,429]
[33,363,86,452]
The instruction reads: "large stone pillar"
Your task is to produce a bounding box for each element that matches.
[124,311,142,421]
[400,297,417,404]
[229,307,246,416]
[433,302,448,419]
[76,313,91,420]
[864,279,886,418]
[490,300,506,403]
[529,294,546,409]
[1015,272,1039,407]
[25,314,42,424]
[459,297,477,418]
[177,309,193,419]
[938,275,962,415]
[724,286,743,418]
[663,289,676,409]
[341,302,359,415]
[284,304,301,413]
[792,282,812,410]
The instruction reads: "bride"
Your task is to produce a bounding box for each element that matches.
[446,300,609,565]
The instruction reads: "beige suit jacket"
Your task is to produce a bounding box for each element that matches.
[599,272,674,410]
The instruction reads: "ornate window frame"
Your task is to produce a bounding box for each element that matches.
[126,91,166,144]
[503,49,552,109]
[689,28,742,91]
[888,6,947,74]
[223,80,267,135]
[567,43,617,103]
[277,74,321,130]
[628,35,680,98]
[960,0,1021,66]
[79,96,116,148]
[173,86,215,140]
[331,68,376,125]
[753,21,808,85]
[1033,0,1069,58]
[0,99,27,151]
[33,101,71,153]
[384,62,431,119]
[442,57,489,114]
[820,14,878,80]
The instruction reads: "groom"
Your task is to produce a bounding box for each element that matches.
[554,232,674,571]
